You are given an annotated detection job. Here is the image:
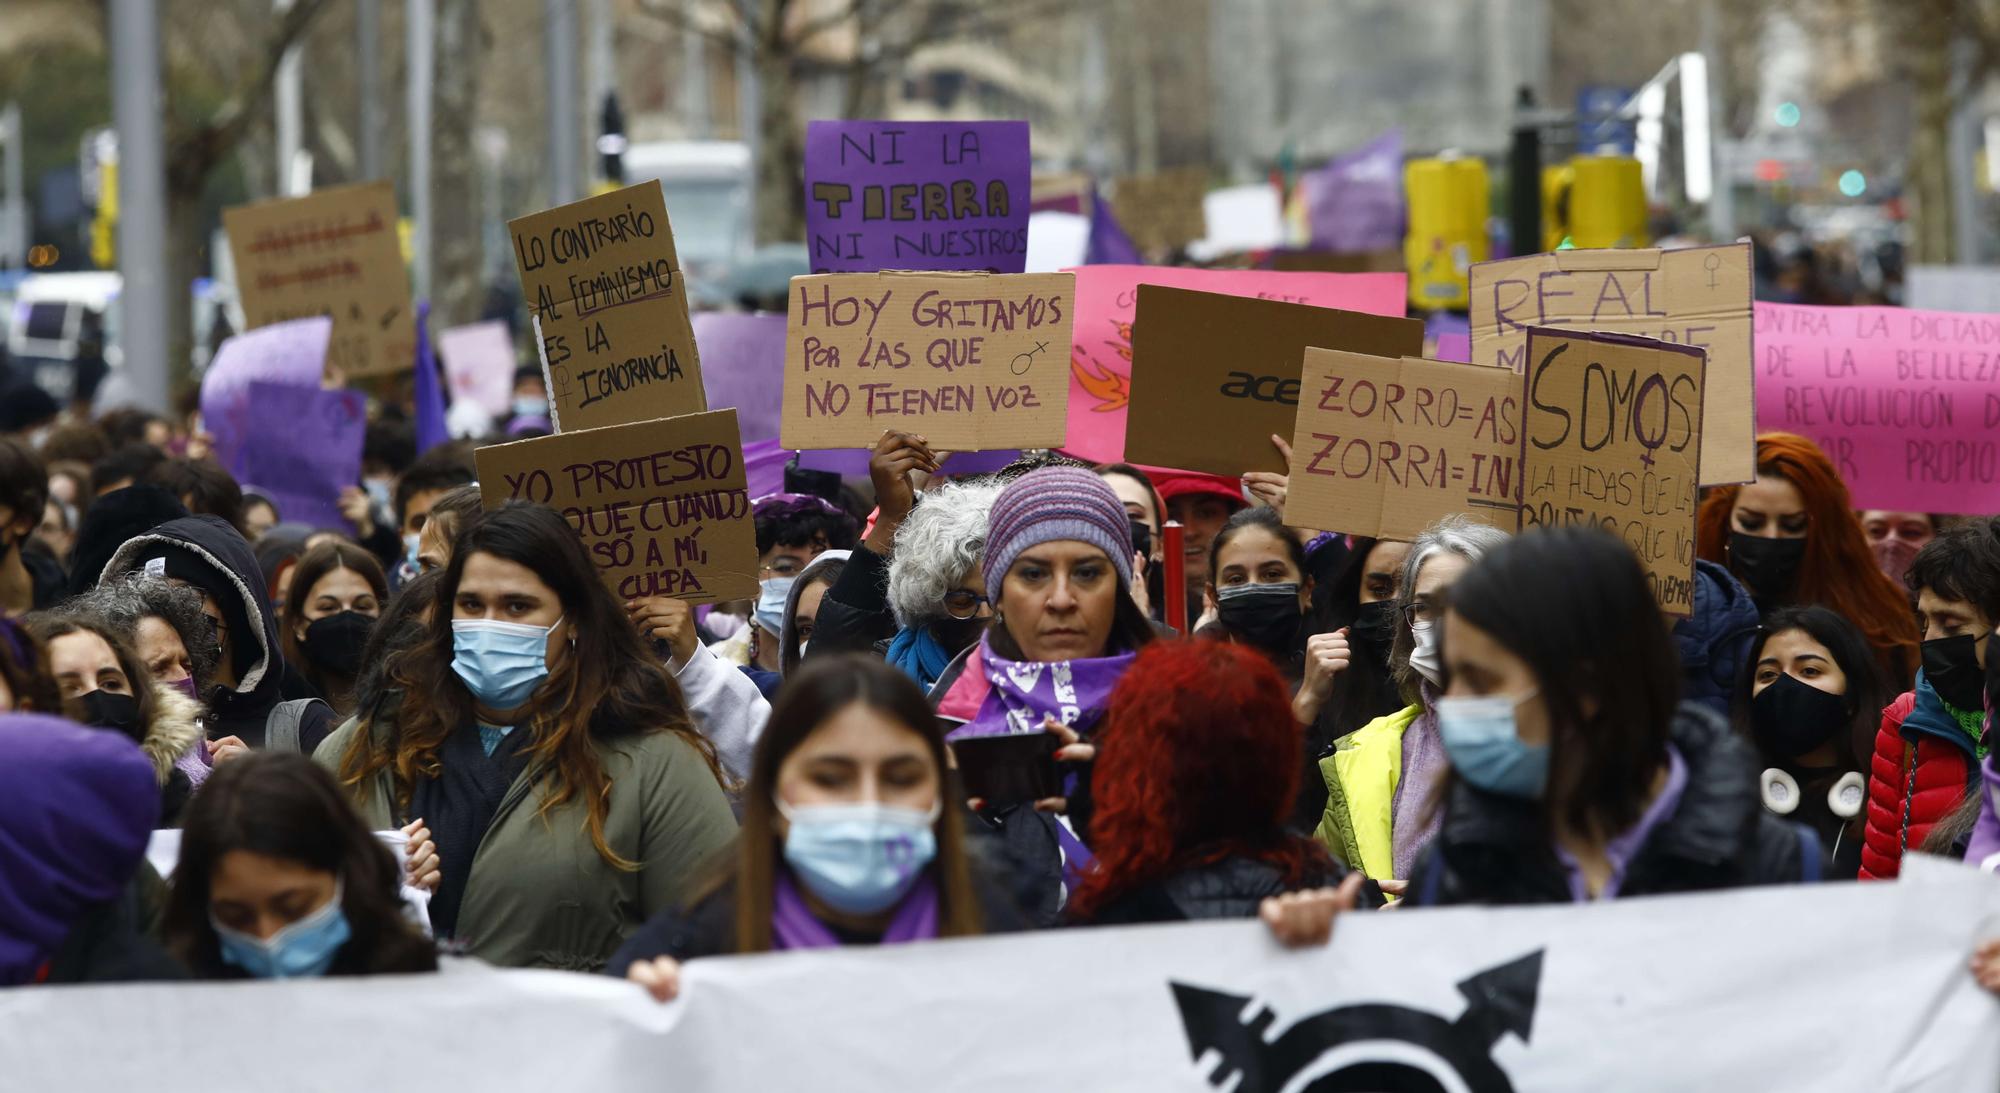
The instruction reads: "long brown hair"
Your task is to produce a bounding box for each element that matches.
[280,540,388,716]
[1697,433,1919,690]
[341,502,721,868]
[730,655,981,951]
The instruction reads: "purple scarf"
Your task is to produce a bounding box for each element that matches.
[771,869,938,950]
[949,637,1136,741]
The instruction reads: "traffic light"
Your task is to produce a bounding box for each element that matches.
[598,93,626,186]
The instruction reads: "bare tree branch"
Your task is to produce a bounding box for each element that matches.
[635,0,754,54]
[164,0,335,191]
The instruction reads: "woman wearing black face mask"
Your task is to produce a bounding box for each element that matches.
[1735,607,1886,879]
[1697,434,1918,691]
[280,542,387,720]
[25,613,203,824]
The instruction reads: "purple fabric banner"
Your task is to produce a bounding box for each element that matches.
[1085,190,1145,266]
[804,120,1030,275]
[240,382,366,533]
[200,317,332,483]
[1303,128,1405,254]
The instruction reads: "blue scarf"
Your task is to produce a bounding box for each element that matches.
[886,626,956,691]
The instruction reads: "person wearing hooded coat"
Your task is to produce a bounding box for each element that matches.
[1672,559,1762,718]
[0,712,183,985]
[63,484,189,598]
[98,515,333,753]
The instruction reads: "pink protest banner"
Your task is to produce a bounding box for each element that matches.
[1756,301,2000,512]
[437,320,518,416]
[1062,265,1406,463]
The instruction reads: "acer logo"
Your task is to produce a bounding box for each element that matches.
[1220,372,1300,405]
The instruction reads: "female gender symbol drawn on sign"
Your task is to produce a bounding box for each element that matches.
[1703,251,1722,289]
[1631,373,1670,468]
[1011,339,1049,376]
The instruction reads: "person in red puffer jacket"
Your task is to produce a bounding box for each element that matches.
[1859,523,2000,879]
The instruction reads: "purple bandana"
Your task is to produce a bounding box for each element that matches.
[771,869,938,951]
[949,637,1136,741]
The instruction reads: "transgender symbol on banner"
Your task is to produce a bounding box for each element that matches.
[1172,949,1544,1093]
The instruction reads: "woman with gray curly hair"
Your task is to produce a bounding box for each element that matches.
[66,573,223,706]
[1314,513,1510,891]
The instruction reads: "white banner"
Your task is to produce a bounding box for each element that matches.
[6,859,1999,1091]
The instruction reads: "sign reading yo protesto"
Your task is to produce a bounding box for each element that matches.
[475,408,757,604]
[782,271,1073,451]
[804,120,1030,274]
[509,180,705,432]
[224,180,415,378]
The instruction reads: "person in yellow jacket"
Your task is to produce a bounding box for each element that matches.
[1317,517,1509,889]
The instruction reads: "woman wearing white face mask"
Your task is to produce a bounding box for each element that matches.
[610,655,1025,1002]
[1315,515,1508,894]
[1405,527,1819,906]
[316,502,737,970]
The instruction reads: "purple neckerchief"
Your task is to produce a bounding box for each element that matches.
[947,637,1136,742]
[770,869,938,951]
[1555,744,1688,901]
[1965,753,2000,869]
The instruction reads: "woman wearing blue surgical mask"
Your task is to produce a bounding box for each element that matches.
[610,655,1024,1002]
[1315,515,1507,895]
[162,752,437,978]
[1405,527,1819,907]
[317,502,737,969]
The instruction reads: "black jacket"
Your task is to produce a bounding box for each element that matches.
[1081,852,1347,926]
[806,542,897,659]
[99,515,332,752]
[42,875,184,985]
[1407,703,1817,906]
[604,857,1031,975]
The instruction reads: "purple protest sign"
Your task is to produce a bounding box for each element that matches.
[240,382,366,533]
[804,120,1030,275]
[1303,128,1404,254]
[199,317,332,482]
[694,311,788,445]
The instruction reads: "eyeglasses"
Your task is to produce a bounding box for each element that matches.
[760,559,805,579]
[942,589,990,620]
[1401,601,1437,628]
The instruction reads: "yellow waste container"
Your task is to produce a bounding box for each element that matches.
[1567,154,1648,249]
[1404,155,1489,310]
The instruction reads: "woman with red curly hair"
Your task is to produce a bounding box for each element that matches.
[1697,433,1918,691]
[1067,639,1363,925]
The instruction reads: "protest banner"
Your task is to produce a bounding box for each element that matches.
[7,858,1997,1091]
[1521,328,1706,616]
[1123,286,1423,476]
[804,120,1030,274]
[437,320,519,417]
[474,408,756,604]
[199,316,332,481]
[508,180,706,433]
[781,270,1073,451]
[1907,265,2000,312]
[1110,167,1209,256]
[693,311,788,445]
[223,180,416,378]
[1468,242,1752,485]
[1286,351,1522,540]
[1754,302,2000,512]
[240,382,367,534]
[1063,265,1406,464]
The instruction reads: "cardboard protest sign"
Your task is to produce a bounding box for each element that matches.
[437,320,518,417]
[474,409,756,604]
[1110,168,1209,256]
[1755,302,2000,512]
[1521,328,1706,616]
[508,180,705,433]
[804,120,1030,274]
[1468,241,1751,485]
[781,271,1073,451]
[1122,286,1423,476]
[240,382,367,534]
[224,181,415,378]
[1286,351,1523,540]
[200,316,332,481]
[1063,265,1407,464]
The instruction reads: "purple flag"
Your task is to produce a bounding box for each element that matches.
[1303,128,1405,254]
[1085,190,1145,266]
[804,120,1030,274]
[412,300,449,454]
[241,382,367,533]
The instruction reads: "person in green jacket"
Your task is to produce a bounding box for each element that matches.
[315,502,736,971]
[1316,515,1508,892]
